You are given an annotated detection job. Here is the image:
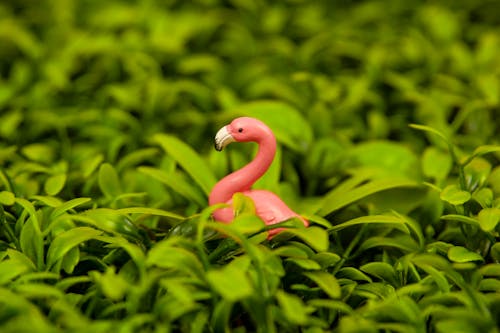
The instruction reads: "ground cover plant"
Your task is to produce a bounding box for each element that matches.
[0,0,499,332]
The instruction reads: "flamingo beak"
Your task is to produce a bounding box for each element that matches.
[214,126,235,151]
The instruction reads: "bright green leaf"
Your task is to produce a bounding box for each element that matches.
[46,227,102,270]
[275,290,311,325]
[138,166,206,206]
[360,262,398,286]
[98,163,122,198]
[152,134,216,196]
[44,173,67,196]
[440,185,471,205]
[319,178,419,216]
[422,147,452,180]
[0,191,15,205]
[51,197,92,219]
[303,271,341,298]
[280,226,329,252]
[447,246,484,263]
[206,264,253,301]
[477,207,500,231]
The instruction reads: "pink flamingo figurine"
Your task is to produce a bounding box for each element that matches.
[209,117,308,237]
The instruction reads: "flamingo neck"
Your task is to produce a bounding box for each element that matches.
[209,136,276,206]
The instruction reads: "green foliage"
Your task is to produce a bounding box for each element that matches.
[0,0,499,332]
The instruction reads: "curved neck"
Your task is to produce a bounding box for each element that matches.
[209,136,276,205]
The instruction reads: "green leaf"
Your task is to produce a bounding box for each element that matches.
[301,214,333,229]
[44,173,66,196]
[285,257,322,270]
[273,245,310,258]
[472,188,493,208]
[20,216,44,270]
[94,267,129,301]
[6,249,36,271]
[0,259,32,285]
[359,235,420,253]
[206,263,253,301]
[491,243,500,262]
[311,252,342,269]
[462,145,500,166]
[115,207,184,220]
[81,153,104,178]
[441,214,479,226]
[422,147,452,180]
[21,143,55,164]
[280,226,329,252]
[345,141,421,180]
[409,124,450,144]
[319,178,419,216]
[307,299,353,315]
[61,247,80,274]
[339,316,377,333]
[98,163,122,198]
[116,147,158,171]
[435,320,479,333]
[51,197,92,219]
[416,263,450,292]
[447,246,484,263]
[360,262,398,286]
[329,214,410,233]
[211,300,232,333]
[440,185,471,205]
[31,195,62,207]
[303,271,341,298]
[0,191,15,205]
[77,209,141,241]
[232,192,256,216]
[464,158,491,190]
[231,214,266,235]
[99,235,146,276]
[152,133,216,196]
[147,238,204,275]
[275,290,311,325]
[46,227,102,270]
[337,267,373,283]
[354,282,395,299]
[477,208,500,231]
[14,283,64,299]
[478,278,500,292]
[138,166,206,206]
[479,263,500,277]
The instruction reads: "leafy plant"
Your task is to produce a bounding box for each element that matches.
[0,0,499,332]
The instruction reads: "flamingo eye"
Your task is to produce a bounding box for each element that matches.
[238,128,243,133]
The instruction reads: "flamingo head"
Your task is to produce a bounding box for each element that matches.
[214,117,273,151]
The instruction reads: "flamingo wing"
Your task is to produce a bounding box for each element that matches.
[243,190,307,227]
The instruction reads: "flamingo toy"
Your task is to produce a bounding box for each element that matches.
[209,117,308,237]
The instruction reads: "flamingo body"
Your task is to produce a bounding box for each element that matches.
[209,117,308,237]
